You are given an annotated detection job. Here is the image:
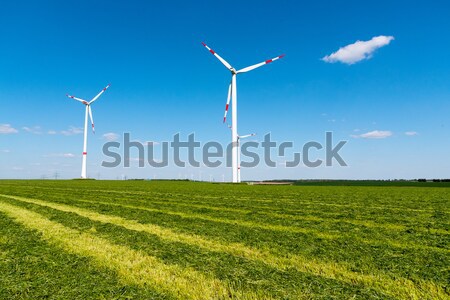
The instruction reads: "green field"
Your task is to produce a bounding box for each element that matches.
[0,180,448,299]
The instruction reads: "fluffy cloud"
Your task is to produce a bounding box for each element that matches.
[405,131,418,136]
[44,153,76,158]
[352,130,393,139]
[102,132,120,141]
[61,126,83,136]
[22,126,42,134]
[0,124,18,134]
[322,35,394,64]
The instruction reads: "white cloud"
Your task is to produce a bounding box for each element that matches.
[61,126,83,136]
[103,132,119,141]
[351,130,393,139]
[405,131,418,136]
[322,35,394,64]
[44,153,76,158]
[0,124,18,134]
[22,126,42,134]
[47,130,57,135]
[1,149,10,153]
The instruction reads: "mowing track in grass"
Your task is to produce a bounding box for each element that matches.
[0,201,263,300]
[0,194,447,300]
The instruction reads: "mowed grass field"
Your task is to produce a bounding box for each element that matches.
[0,180,448,299]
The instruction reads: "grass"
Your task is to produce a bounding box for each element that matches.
[0,180,448,299]
[293,180,450,187]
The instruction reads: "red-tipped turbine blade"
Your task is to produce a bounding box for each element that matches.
[88,106,95,134]
[237,54,285,74]
[239,133,256,139]
[67,94,88,105]
[201,42,234,71]
[89,84,110,104]
[223,82,232,123]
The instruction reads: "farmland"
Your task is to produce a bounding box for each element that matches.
[0,180,448,299]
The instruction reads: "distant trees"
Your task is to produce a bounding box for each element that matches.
[416,178,450,182]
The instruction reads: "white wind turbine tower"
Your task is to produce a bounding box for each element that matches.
[202,42,284,183]
[66,84,110,179]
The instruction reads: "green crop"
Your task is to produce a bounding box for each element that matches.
[0,180,448,299]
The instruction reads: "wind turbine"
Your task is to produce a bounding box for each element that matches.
[227,124,256,182]
[66,84,110,179]
[237,133,256,183]
[202,42,284,183]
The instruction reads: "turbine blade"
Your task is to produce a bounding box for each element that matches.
[239,133,256,139]
[88,106,95,134]
[237,54,285,74]
[89,84,110,104]
[223,82,232,123]
[66,94,88,105]
[201,42,234,71]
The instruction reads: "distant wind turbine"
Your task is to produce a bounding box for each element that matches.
[66,84,110,179]
[228,124,256,182]
[202,42,284,183]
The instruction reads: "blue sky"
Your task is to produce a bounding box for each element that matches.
[1,0,449,180]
